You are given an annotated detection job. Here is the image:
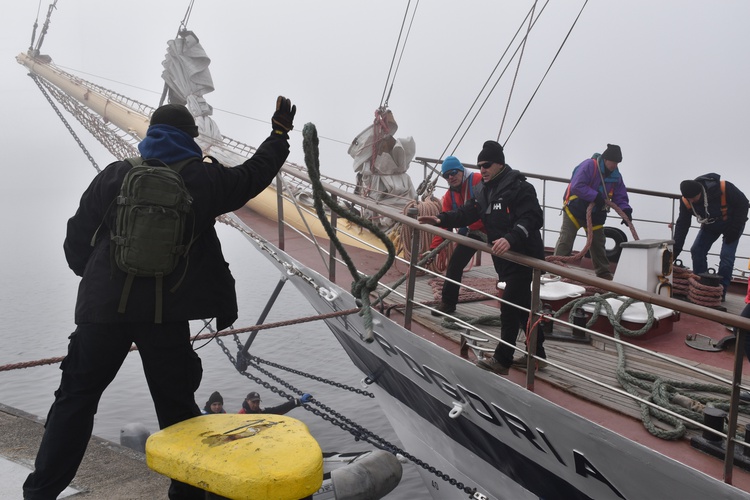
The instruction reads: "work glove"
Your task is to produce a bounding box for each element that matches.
[621,208,633,226]
[725,230,741,245]
[300,393,312,404]
[594,192,606,207]
[272,96,296,135]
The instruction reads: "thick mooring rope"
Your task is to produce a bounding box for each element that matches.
[399,198,446,273]
[0,308,360,372]
[302,123,396,343]
[556,293,748,439]
[546,199,638,268]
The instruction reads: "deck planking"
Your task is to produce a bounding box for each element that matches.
[381,264,750,436]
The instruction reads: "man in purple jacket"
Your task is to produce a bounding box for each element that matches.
[554,144,632,280]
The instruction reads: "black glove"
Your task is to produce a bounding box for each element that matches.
[594,192,605,206]
[725,230,741,244]
[621,208,633,226]
[272,96,296,135]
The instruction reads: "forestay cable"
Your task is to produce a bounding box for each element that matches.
[379,0,420,109]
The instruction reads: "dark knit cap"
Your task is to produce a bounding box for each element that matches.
[601,144,623,163]
[150,104,200,137]
[246,392,261,402]
[477,140,505,165]
[207,391,223,405]
[680,180,702,198]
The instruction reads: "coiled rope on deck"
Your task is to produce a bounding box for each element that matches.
[556,293,749,439]
[302,123,396,342]
[399,198,447,272]
[672,264,723,307]
[671,265,695,297]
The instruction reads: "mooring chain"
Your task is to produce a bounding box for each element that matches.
[215,334,479,498]
[224,330,374,398]
[251,355,375,398]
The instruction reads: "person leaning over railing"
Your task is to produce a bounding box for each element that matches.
[418,140,546,375]
[673,174,749,301]
[423,155,486,316]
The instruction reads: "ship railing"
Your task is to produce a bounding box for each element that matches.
[269,164,750,483]
[414,156,750,277]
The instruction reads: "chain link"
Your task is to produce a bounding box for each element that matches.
[30,74,101,172]
[215,333,478,498]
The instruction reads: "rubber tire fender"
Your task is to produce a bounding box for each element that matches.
[585,226,628,263]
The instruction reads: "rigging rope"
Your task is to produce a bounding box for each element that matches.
[0,308,359,372]
[504,0,591,143]
[546,198,638,269]
[179,0,196,32]
[439,1,544,161]
[29,74,102,172]
[379,0,420,109]
[31,0,58,55]
[555,292,750,439]
[497,0,539,141]
[303,123,396,342]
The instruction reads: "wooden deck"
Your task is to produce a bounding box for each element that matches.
[381,264,750,435]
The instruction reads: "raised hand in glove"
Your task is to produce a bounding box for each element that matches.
[272,96,296,135]
[299,393,312,404]
[621,208,633,226]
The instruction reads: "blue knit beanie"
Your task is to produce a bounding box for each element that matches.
[441,156,465,175]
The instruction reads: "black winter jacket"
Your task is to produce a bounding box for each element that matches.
[64,132,290,330]
[673,173,749,257]
[437,166,545,278]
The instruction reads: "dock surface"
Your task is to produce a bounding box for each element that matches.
[0,404,169,500]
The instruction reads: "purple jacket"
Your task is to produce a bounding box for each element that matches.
[565,155,630,225]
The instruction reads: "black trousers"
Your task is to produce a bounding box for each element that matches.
[492,262,546,367]
[23,322,205,500]
[441,234,483,306]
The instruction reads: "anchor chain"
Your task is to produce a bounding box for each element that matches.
[216,333,480,498]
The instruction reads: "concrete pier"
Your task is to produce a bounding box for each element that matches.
[0,404,170,499]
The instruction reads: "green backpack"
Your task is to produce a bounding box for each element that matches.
[111,157,195,322]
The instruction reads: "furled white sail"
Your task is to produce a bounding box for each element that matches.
[161,30,221,141]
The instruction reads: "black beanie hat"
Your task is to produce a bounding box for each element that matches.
[680,180,702,198]
[207,391,223,406]
[150,104,200,137]
[601,144,623,163]
[477,140,505,165]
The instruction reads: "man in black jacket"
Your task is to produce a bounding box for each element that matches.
[673,173,748,299]
[23,97,295,500]
[419,140,546,375]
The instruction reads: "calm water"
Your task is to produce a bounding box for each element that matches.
[0,186,429,498]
